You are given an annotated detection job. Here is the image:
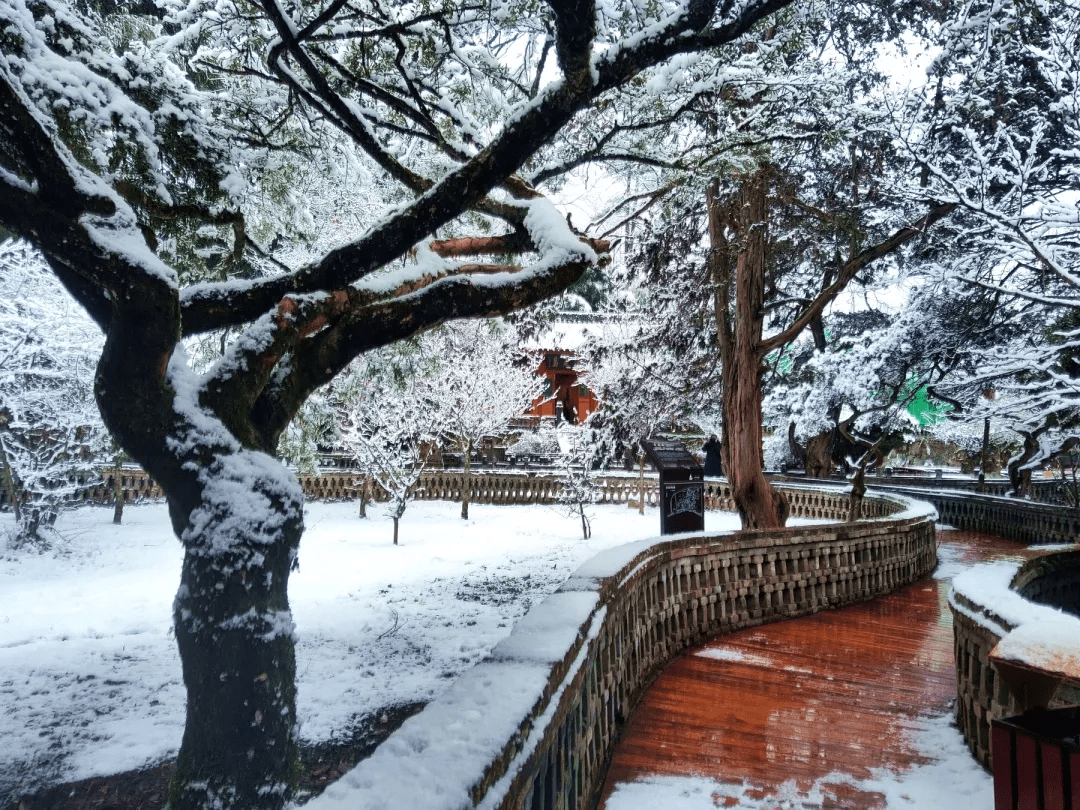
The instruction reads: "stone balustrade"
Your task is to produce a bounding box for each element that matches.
[773,472,1068,506]
[58,469,900,519]
[306,488,937,810]
[58,468,663,508]
[871,486,1080,545]
[949,548,1080,768]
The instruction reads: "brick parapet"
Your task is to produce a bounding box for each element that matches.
[951,597,1017,767]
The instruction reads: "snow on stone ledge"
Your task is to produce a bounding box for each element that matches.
[862,489,938,522]
[300,576,606,810]
[949,551,1080,679]
[995,622,1080,681]
[487,591,599,664]
[303,659,553,810]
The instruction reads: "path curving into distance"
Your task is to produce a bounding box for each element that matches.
[599,530,1044,810]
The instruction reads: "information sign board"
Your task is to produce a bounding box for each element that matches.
[640,437,705,534]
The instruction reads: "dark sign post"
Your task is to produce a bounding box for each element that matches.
[639,437,705,535]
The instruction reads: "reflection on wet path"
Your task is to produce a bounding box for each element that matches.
[599,531,1038,808]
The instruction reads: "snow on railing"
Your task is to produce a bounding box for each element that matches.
[949,547,1080,767]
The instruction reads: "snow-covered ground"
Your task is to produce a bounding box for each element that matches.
[0,500,739,802]
[0,500,996,809]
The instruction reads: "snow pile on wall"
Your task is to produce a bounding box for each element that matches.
[949,551,1080,677]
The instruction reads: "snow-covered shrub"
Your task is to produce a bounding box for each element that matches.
[337,346,440,544]
[506,429,560,460]
[0,241,108,548]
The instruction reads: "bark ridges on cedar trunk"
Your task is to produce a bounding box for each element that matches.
[709,167,789,530]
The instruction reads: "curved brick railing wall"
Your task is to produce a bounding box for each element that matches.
[950,549,1080,767]
[809,482,1080,545]
[59,469,898,519]
[950,601,1011,767]
[1011,549,1080,618]
[902,489,1080,545]
[307,488,937,810]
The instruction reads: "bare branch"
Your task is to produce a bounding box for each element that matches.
[759,202,957,355]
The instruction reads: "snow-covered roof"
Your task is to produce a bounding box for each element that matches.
[520,312,639,352]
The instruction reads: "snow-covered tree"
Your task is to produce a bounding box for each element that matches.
[583,316,717,454]
[338,349,439,545]
[0,241,108,547]
[420,321,542,519]
[585,9,957,528]
[764,291,967,477]
[554,424,602,539]
[894,0,1080,496]
[928,408,1019,479]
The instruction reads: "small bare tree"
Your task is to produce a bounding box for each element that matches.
[555,426,601,540]
[338,349,439,545]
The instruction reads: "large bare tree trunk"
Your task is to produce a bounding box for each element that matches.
[87,276,304,810]
[704,171,953,528]
[786,421,806,472]
[170,469,303,810]
[804,431,835,478]
[359,475,371,518]
[708,171,789,530]
[1009,430,1041,498]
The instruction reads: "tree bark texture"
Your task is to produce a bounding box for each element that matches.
[708,171,789,529]
[112,454,124,525]
[786,421,806,471]
[804,431,836,478]
[359,476,370,518]
[461,439,472,520]
[847,476,866,522]
[169,472,303,810]
[1009,431,1041,498]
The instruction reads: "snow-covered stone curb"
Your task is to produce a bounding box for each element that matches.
[949,549,1080,660]
[948,546,1080,767]
[301,486,937,810]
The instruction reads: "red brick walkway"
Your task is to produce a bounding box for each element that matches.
[599,531,1038,808]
